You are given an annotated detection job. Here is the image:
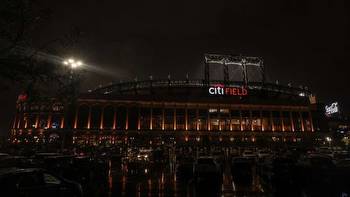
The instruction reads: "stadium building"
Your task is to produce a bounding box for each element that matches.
[10,54,327,145]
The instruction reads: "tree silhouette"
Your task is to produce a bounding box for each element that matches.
[0,0,82,100]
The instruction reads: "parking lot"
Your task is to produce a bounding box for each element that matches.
[1,144,350,197]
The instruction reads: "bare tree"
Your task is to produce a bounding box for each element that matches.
[1,0,84,149]
[0,0,82,99]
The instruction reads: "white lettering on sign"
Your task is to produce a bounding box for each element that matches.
[325,102,339,115]
[208,84,248,96]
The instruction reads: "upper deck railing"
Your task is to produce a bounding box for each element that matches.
[88,79,311,97]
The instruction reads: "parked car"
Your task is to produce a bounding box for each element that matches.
[257,149,272,159]
[0,153,9,159]
[0,168,83,197]
[194,156,221,182]
[231,157,254,185]
[176,156,194,179]
[242,149,256,159]
[194,156,222,191]
[137,149,151,161]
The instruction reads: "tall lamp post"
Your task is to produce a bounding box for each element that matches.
[62,58,83,100]
[63,58,83,74]
[60,58,83,151]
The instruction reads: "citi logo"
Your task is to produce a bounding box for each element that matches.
[208,84,248,96]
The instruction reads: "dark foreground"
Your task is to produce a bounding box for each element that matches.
[1,144,350,197]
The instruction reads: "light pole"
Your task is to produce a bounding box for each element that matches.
[61,58,83,100]
[60,58,83,151]
[63,58,83,68]
[63,58,83,78]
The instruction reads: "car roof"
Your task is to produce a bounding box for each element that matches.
[0,168,44,177]
[35,153,61,156]
[198,156,214,159]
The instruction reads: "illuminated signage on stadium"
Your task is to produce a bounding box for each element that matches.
[325,102,339,116]
[208,84,248,96]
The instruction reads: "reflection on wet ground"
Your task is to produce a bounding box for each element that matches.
[103,152,264,197]
[2,146,350,196]
[79,146,350,197]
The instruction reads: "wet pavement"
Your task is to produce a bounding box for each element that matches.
[92,149,265,197]
[2,145,350,196]
[80,146,350,197]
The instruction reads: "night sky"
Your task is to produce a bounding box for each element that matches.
[1,0,349,135]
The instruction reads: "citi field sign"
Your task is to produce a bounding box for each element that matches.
[208,84,248,96]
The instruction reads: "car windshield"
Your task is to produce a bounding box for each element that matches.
[43,173,61,185]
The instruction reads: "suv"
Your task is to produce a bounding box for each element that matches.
[194,156,221,180]
[0,168,82,197]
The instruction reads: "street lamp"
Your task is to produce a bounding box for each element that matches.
[62,58,83,80]
[60,58,83,150]
[63,58,83,69]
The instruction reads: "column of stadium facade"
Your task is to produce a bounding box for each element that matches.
[249,110,253,131]
[196,109,199,131]
[100,107,104,130]
[20,113,25,129]
[125,108,128,130]
[185,108,188,131]
[15,114,20,129]
[87,106,91,129]
[112,106,117,130]
[218,110,221,131]
[73,108,78,129]
[13,111,17,129]
[280,111,285,132]
[35,114,39,128]
[137,108,141,130]
[260,110,264,131]
[173,108,176,131]
[23,114,27,129]
[12,114,17,129]
[60,115,65,129]
[161,108,165,130]
[24,115,28,128]
[290,111,295,132]
[150,107,153,130]
[229,111,233,131]
[270,111,274,132]
[239,110,243,131]
[309,111,314,132]
[47,113,52,129]
[207,109,211,131]
[16,113,21,129]
[15,113,19,129]
[299,111,305,132]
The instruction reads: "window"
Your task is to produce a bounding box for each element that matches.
[43,173,61,185]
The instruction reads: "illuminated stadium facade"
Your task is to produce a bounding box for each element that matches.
[10,54,327,145]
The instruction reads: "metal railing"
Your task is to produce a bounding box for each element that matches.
[88,79,311,97]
